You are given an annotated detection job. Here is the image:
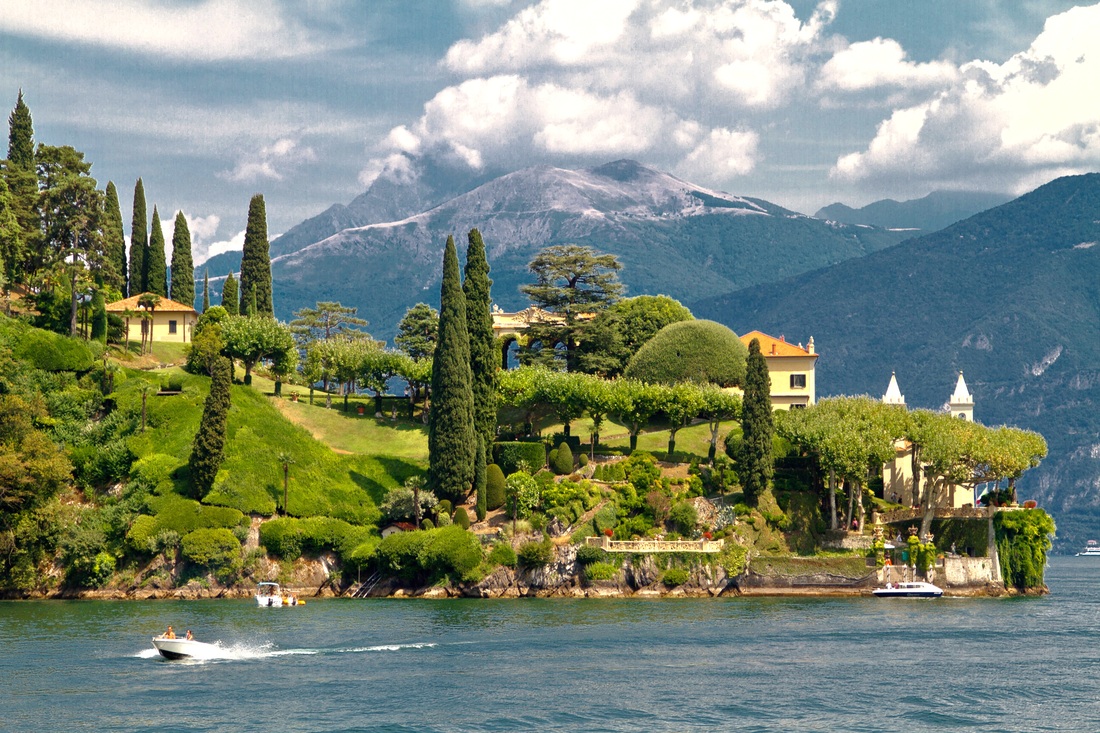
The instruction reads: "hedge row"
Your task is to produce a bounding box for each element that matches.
[493,441,546,475]
[258,516,373,562]
[375,525,483,581]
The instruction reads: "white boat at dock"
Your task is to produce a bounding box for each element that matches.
[255,582,303,607]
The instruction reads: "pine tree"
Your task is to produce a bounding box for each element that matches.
[145,206,168,297]
[464,228,496,449]
[102,181,127,294]
[238,194,272,316]
[201,269,210,312]
[428,236,476,504]
[0,176,22,288]
[170,211,194,307]
[739,338,774,505]
[221,271,239,315]
[129,179,147,294]
[188,355,232,499]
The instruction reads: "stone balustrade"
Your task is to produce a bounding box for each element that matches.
[585,535,725,553]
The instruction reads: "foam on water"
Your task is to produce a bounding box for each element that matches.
[137,640,437,663]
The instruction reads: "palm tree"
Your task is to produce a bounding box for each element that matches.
[137,293,161,355]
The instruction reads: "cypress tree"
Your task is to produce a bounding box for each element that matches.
[427,236,476,504]
[463,228,496,449]
[129,179,148,294]
[0,176,22,288]
[146,206,168,297]
[5,90,38,280]
[102,181,127,294]
[170,211,194,307]
[90,290,107,343]
[7,90,34,168]
[238,194,272,316]
[475,435,487,522]
[221,271,239,315]
[202,269,210,312]
[188,355,232,499]
[739,338,774,505]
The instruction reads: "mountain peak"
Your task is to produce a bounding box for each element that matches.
[590,159,654,182]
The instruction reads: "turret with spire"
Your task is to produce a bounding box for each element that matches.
[883,372,905,405]
[948,371,974,421]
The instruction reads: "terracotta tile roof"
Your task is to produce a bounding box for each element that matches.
[740,330,818,358]
[105,293,197,313]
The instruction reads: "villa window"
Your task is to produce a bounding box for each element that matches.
[169,320,177,334]
[790,373,806,389]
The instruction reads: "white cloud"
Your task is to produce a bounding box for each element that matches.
[194,230,246,268]
[817,37,958,93]
[0,0,339,61]
[363,0,835,189]
[220,137,317,183]
[831,4,1100,192]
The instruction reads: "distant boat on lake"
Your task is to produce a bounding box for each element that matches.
[1076,540,1100,557]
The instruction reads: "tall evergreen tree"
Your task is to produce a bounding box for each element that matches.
[238,194,272,316]
[102,181,126,294]
[7,90,34,168]
[0,176,22,288]
[463,228,496,449]
[188,355,232,499]
[739,338,774,505]
[146,206,167,297]
[221,271,239,315]
[5,90,38,281]
[475,435,487,522]
[90,289,107,343]
[129,178,147,294]
[170,211,194,307]
[428,236,476,504]
[201,269,210,312]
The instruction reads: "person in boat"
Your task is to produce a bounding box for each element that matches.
[163,625,176,639]
[185,630,193,640]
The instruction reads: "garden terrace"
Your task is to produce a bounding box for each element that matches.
[586,536,725,554]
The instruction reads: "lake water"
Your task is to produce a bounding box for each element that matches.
[3,557,1100,732]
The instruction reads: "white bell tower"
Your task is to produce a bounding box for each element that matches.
[948,371,974,421]
[882,372,905,405]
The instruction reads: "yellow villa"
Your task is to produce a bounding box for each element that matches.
[737,330,818,409]
[105,293,198,344]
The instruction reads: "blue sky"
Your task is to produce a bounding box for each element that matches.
[2,0,1097,264]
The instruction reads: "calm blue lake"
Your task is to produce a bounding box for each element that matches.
[3,557,1100,732]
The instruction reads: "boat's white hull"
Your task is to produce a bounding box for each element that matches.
[873,582,943,598]
[255,594,301,606]
[151,637,219,660]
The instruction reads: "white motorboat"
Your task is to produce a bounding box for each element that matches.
[255,581,302,607]
[1076,540,1100,557]
[872,581,943,598]
[151,636,220,660]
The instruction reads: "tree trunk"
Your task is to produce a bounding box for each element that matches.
[845,480,855,530]
[629,431,638,453]
[667,431,677,460]
[828,470,837,531]
[68,262,79,337]
[709,422,720,465]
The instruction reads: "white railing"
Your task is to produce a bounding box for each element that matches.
[585,535,725,553]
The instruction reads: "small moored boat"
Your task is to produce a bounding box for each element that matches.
[872,581,943,598]
[255,582,302,607]
[151,636,220,660]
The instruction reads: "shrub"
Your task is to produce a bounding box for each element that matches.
[593,505,618,534]
[488,542,518,568]
[623,451,661,493]
[11,324,96,371]
[259,518,303,559]
[669,502,699,535]
[517,539,554,568]
[574,544,607,566]
[494,441,546,475]
[552,441,574,475]
[486,464,506,510]
[661,567,690,587]
[584,561,619,582]
[623,319,747,387]
[376,530,431,579]
[130,453,181,493]
[454,506,471,529]
[181,528,241,567]
[418,525,483,579]
[505,471,540,519]
[437,499,453,516]
[89,552,116,587]
[421,518,434,530]
[577,453,589,468]
[126,514,159,553]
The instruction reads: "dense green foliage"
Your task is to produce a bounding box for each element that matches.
[129,179,147,294]
[238,194,272,316]
[464,229,497,448]
[188,356,231,499]
[624,320,746,387]
[181,528,241,568]
[427,236,476,503]
[102,181,126,294]
[739,338,773,504]
[221,271,239,315]
[5,318,95,371]
[551,440,574,475]
[517,538,553,568]
[995,509,1055,591]
[170,211,194,307]
[493,442,545,476]
[375,526,482,581]
[474,436,487,521]
[258,516,372,562]
[146,206,168,297]
[486,463,506,510]
[394,303,438,360]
